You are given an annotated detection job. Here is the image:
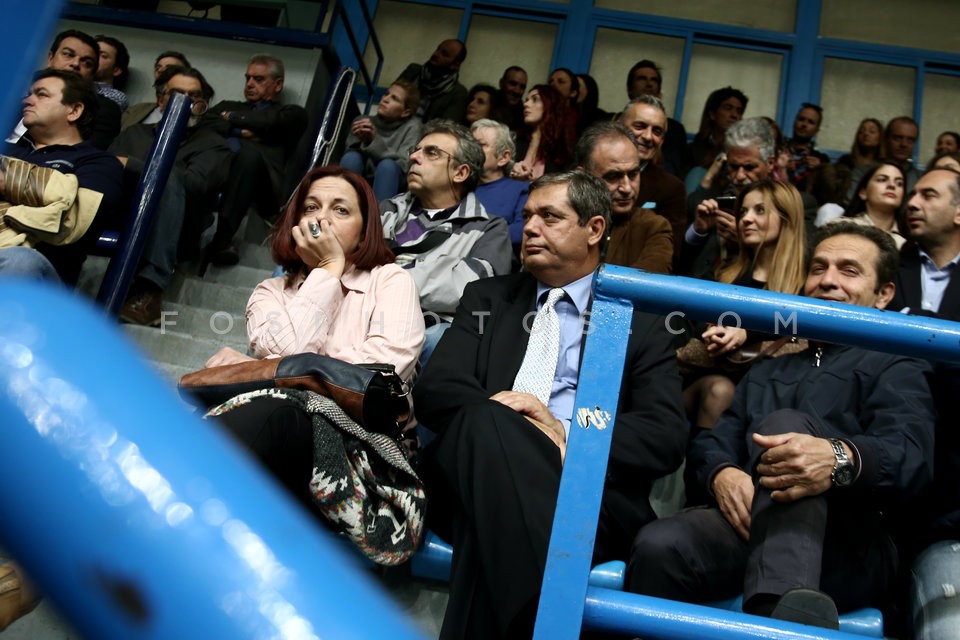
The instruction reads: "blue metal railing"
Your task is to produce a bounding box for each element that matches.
[95,92,192,316]
[0,282,425,640]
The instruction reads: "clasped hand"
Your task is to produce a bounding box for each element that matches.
[694,198,738,242]
[490,391,567,462]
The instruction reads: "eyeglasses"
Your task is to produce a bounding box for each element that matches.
[409,144,455,161]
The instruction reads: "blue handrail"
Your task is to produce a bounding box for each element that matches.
[96,92,192,316]
[0,282,425,640]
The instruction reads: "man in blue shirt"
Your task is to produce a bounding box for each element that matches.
[470,118,527,258]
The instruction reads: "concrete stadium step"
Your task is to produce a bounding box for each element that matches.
[147,301,249,345]
[168,277,257,317]
[123,325,243,372]
[195,261,274,289]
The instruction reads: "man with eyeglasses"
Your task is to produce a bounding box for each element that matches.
[681,117,817,278]
[109,65,231,326]
[380,119,513,363]
[6,29,122,151]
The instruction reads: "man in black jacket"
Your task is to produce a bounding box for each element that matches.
[628,221,936,630]
[110,65,231,326]
[414,170,687,639]
[195,53,307,265]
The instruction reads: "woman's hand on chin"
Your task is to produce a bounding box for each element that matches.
[292,217,347,278]
[205,347,255,368]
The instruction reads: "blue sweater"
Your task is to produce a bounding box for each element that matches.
[475,176,528,248]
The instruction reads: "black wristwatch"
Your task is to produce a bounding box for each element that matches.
[829,438,855,487]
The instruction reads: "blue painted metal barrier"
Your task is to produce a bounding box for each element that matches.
[96,92,192,316]
[533,264,960,639]
[0,282,425,640]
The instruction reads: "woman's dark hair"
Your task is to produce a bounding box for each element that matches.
[577,73,601,115]
[519,84,576,170]
[844,161,905,219]
[697,86,748,137]
[271,167,394,275]
[465,83,505,124]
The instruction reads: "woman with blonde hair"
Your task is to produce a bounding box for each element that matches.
[683,180,807,432]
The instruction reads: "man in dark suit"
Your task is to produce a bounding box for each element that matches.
[194,53,307,265]
[414,170,687,639]
[891,168,960,320]
[890,168,960,638]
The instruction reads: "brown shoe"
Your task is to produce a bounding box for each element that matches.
[0,561,42,631]
[120,286,163,327]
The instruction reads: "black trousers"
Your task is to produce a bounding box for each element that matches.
[627,409,898,613]
[212,395,316,513]
[214,145,279,244]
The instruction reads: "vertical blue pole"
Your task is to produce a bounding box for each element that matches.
[533,292,634,639]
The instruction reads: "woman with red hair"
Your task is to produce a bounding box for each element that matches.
[509,84,576,181]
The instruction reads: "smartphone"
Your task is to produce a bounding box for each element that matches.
[714,195,737,214]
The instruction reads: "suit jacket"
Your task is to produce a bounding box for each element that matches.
[605,207,673,274]
[414,271,687,548]
[890,242,960,321]
[195,99,307,196]
[638,161,686,255]
[121,102,157,131]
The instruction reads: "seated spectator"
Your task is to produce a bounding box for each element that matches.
[626,59,688,177]
[93,35,129,111]
[811,162,853,227]
[688,87,747,174]
[463,83,505,126]
[122,50,192,130]
[200,166,424,515]
[930,150,960,172]
[510,85,576,182]
[575,73,611,129]
[470,118,527,254]
[340,79,422,202]
[0,69,123,284]
[848,117,920,204]
[414,169,686,638]
[397,39,468,123]
[195,53,308,267]
[934,130,960,157]
[7,29,122,151]
[110,66,231,326]
[496,65,527,130]
[886,168,960,640]
[835,117,883,171]
[830,162,907,248]
[548,67,579,107]
[379,120,512,360]
[680,180,806,432]
[619,95,688,254]
[573,121,673,273]
[629,221,935,630]
[784,102,829,191]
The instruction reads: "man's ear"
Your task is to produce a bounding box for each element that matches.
[65,102,84,126]
[497,150,512,169]
[451,162,471,185]
[275,77,284,94]
[400,106,413,119]
[875,281,896,310]
[585,214,606,247]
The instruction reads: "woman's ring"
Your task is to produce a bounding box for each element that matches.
[308,221,321,237]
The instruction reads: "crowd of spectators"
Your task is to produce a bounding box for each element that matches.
[4,28,960,640]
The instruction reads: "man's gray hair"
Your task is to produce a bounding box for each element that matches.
[530,170,612,232]
[249,53,284,79]
[621,94,667,117]
[725,117,775,163]
[422,119,484,193]
[573,121,639,171]
[471,118,515,158]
